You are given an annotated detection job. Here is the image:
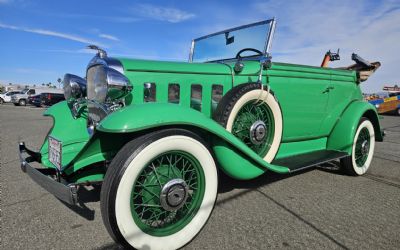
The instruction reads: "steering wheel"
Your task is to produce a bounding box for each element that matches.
[235,48,263,59]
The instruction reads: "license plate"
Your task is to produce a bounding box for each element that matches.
[48,136,62,170]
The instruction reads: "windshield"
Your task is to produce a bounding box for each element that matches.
[190,19,275,62]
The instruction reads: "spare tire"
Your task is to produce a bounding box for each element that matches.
[214,83,283,162]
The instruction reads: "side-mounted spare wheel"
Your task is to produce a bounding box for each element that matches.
[340,117,375,175]
[100,129,218,250]
[214,83,283,162]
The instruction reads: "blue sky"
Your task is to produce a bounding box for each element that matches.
[0,0,399,93]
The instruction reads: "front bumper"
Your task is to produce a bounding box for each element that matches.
[18,142,78,205]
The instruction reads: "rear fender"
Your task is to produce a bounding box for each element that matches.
[327,101,383,153]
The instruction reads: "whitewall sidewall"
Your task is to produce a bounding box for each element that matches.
[115,135,218,250]
[351,120,375,175]
[225,89,283,163]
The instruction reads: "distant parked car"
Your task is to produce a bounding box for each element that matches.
[41,93,65,106]
[28,94,42,107]
[0,91,22,104]
[11,88,63,106]
[369,92,400,115]
[27,93,65,107]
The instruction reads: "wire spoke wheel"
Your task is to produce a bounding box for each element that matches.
[131,151,205,236]
[214,83,283,162]
[101,129,218,249]
[354,127,370,167]
[232,100,275,157]
[340,118,375,176]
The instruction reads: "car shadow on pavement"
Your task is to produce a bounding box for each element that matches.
[217,167,315,194]
[316,161,346,175]
[59,185,101,221]
[95,242,125,250]
[57,161,345,222]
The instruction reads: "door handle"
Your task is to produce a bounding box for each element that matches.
[323,86,335,93]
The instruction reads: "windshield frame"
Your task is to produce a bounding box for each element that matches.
[189,18,276,63]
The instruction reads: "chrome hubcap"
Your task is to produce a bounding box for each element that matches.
[250,120,267,145]
[361,140,369,155]
[160,179,189,212]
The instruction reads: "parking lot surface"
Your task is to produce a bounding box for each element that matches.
[1,104,399,249]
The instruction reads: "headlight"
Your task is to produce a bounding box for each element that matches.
[87,65,108,103]
[63,74,87,100]
[375,104,380,109]
[87,65,131,103]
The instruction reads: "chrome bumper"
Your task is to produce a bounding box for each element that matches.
[18,142,78,205]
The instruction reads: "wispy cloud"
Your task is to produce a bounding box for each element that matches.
[28,48,97,54]
[0,22,105,46]
[49,13,141,23]
[134,4,195,23]
[99,33,120,41]
[252,0,400,92]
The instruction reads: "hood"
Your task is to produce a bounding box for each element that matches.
[117,58,233,75]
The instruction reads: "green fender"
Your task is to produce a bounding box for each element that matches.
[327,100,383,153]
[97,103,290,179]
[39,101,90,169]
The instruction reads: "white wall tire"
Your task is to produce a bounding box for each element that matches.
[214,83,283,163]
[101,129,218,250]
[341,118,375,176]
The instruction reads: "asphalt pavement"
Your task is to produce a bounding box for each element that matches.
[1,103,399,249]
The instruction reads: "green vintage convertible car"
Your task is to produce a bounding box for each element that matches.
[19,18,383,249]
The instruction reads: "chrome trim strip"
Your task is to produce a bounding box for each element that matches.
[189,40,195,63]
[265,18,276,55]
[104,57,124,74]
[193,19,274,42]
[87,56,124,74]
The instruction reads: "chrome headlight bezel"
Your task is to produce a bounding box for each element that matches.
[85,54,132,127]
[86,57,131,104]
[63,74,87,101]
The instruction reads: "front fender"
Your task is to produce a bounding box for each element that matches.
[40,101,90,169]
[327,101,383,153]
[97,103,290,177]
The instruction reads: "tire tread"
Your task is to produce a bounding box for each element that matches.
[213,83,262,127]
[100,129,214,249]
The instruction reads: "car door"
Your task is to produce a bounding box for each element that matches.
[267,64,330,141]
[319,70,358,135]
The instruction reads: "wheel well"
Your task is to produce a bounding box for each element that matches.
[67,125,212,180]
[363,109,383,141]
[94,125,213,162]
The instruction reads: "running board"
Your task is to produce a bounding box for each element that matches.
[272,150,348,173]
